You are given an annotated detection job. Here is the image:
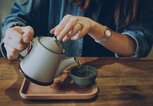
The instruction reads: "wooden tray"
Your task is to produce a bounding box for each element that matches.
[19,70,98,100]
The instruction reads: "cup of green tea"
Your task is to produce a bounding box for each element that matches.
[70,65,97,87]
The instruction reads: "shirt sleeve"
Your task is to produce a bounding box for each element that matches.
[120,23,153,57]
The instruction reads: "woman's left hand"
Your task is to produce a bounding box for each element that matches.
[50,14,94,42]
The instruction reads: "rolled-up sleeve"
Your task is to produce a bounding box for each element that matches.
[121,23,153,57]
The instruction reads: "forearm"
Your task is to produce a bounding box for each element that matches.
[89,21,136,56]
[102,31,136,56]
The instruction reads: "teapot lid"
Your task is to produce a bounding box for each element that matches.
[39,36,65,54]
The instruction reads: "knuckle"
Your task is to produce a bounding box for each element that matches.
[18,43,26,50]
[25,26,34,37]
[26,25,32,29]
[7,56,12,60]
[18,45,24,50]
[11,48,18,55]
[69,17,77,23]
[65,14,72,19]
[13,26,21,30]
[7,53,15,60]
[67,33,72,38]
[27,26,34,32]
[8,27,15,32]
[17,36,23,43]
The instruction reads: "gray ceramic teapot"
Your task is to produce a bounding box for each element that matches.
[20,36,75,86]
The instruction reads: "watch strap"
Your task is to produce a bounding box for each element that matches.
[95,26,112,44]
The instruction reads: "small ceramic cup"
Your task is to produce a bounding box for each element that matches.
[70,65,97,88]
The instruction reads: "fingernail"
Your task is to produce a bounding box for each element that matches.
[50,30,53,33]
[62,37,67,42]
[71,36,76,40]
[54,32,58,35]
[23,38,28,43]
[55,30,60,35]
[8,55,15,60]
[57,36,61,41]
[50,28,55,33]
[62,39,66,42]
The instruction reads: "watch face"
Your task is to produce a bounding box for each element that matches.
[95,28,112,43]
[105,29,112,37]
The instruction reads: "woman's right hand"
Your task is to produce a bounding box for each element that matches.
[3,26,34,60]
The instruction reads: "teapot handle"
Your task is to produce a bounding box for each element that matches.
[18,37,37,60]
[18,44,32,60]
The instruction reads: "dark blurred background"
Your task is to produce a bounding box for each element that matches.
[0,0,15,38]
[0,0,152,57]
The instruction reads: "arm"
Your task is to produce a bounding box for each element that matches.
[51,13,153,57]
[88,22,136,57]
[90,1,153,57]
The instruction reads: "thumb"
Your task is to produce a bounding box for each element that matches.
[22,26,34,43]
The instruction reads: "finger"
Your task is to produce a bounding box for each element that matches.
[62,30,76,42]
[50,26,58,35]
[69,23,83,36]
[14,26,24,33]
[62,23,82,42]
[5,38,28,50]
[71,27,88,40]
[62,34,71,42]
[4,43,19,56]
[50,26,58,36]
[50,28,55,34]
[3,35,27,51]
[54,14,72,35]
[22,26,34,43]
[4,44,19,60]
[57,18,77,41]
[5,29,23,43]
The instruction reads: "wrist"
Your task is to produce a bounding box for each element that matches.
[88,19,96,35]
[95,26,112,44]
[88,21,110,40]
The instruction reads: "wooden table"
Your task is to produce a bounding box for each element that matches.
[0,57,153,106]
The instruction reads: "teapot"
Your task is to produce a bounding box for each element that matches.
[19,36,76,86]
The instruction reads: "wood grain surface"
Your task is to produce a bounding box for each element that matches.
[0,57,153,106]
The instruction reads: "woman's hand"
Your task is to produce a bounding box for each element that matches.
[3,26,34,60]
[50,14,95,42]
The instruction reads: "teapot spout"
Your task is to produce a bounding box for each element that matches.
[55,57,76,76]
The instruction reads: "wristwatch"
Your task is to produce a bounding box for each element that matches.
[95,26,112,44]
